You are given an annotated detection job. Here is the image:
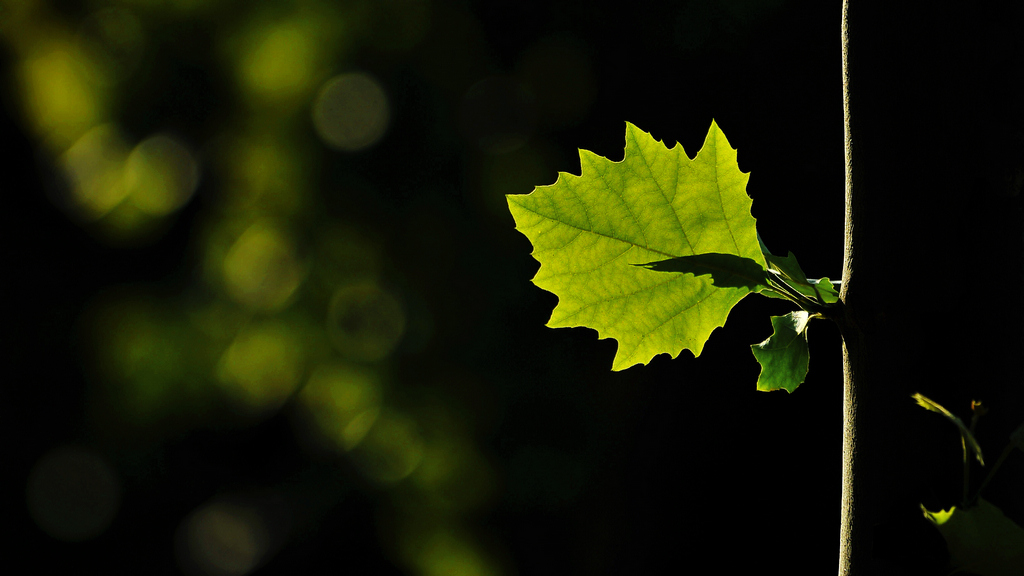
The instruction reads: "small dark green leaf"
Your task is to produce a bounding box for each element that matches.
[814,277,840,304]
[765,250,810,285]
[759,235,839,305]
[639,253,770,291]
[751,311,810,393]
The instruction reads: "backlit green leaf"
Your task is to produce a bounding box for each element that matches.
[922,498,1024,576]
[507,121,763,370]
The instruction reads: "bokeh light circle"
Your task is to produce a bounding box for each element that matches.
[352,411,424,484]
[216,320,305,416]
[312,73,390,152]
[178,501,269,576]
[124,133,200,216]
[298,363,382,452]
[59,123,131,220]
[18,39,106,150]
[221,222,304,311]
[26,445,121,542]
[327,280,405,362]
[240,24,315,103]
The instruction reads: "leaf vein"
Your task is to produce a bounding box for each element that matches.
[711,137,742,254]
[631,127,693,253]
[514,203,677,260]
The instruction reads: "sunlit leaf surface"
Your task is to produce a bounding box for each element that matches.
[508,122,763,370]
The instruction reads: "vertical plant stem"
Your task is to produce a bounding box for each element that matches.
[839,1,1022,573]
[837,2,904,572]
[962,434,969,506]
[838,1,855,572]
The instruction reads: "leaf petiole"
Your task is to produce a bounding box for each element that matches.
[766,270,833,313]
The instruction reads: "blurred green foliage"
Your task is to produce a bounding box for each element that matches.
[4,0,542,573]
[6,0,862,574]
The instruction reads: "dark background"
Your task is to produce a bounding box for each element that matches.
[4,0,989,574]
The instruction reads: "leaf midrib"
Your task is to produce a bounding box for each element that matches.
[512,201,679,261]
